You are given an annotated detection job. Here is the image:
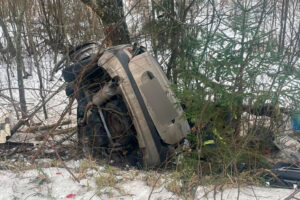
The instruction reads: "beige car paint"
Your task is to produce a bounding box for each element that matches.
[98,45,189,167]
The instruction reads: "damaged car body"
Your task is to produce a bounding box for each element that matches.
[60,42,190,167]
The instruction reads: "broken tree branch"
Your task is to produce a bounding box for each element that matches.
[8,83,66,137]
[35,127,77,141]
[26,120,72,132]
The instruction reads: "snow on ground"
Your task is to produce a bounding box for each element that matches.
[0,159,176,200]
[0,159,299,200]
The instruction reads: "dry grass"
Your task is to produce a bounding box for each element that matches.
[145,172,162,188]
[76,158,98,179]
[0,158,64,172]
[95,166,127,196]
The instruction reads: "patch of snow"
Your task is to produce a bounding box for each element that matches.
[0,163,299,200]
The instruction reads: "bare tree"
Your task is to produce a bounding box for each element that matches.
[25,5,48,119]
[9,0,28,118]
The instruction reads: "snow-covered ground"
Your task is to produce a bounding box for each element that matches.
[0,159,299,200]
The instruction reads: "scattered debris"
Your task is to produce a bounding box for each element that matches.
[0,113,11,143]
[66,194,76,198]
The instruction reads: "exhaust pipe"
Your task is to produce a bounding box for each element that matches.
[92,78,119,106]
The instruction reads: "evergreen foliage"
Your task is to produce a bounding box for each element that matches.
[167,0,300,177]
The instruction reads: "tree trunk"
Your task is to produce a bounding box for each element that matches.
[4,56,20,120]
[80,0,131,46]
[14,0,28,118]
[25,11,48,119]
[278,0,289,51]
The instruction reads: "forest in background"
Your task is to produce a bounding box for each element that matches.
[0,0,300,192]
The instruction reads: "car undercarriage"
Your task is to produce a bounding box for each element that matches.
[61,42,190,167]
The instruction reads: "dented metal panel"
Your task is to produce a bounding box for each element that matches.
[140,77,177,125]
[98,46,162,167]
[129,53,190,145]
[97,45,189,166]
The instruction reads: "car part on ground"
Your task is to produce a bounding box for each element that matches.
[274,135,300,163]
[265,162,300,189]
[62,43,190,167]
[0,113,11,144]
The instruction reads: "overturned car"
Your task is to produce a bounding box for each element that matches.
[60,43,190,167]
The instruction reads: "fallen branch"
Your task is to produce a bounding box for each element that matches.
[240,168,285,186]
[0,141,34,148]
[35,127,77,141]
[26,120,72,132]
[31,96,76,163]
[8,83,66,138]
[52,127,77,135]
[284,189,300,200]
[54,130,77,146]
